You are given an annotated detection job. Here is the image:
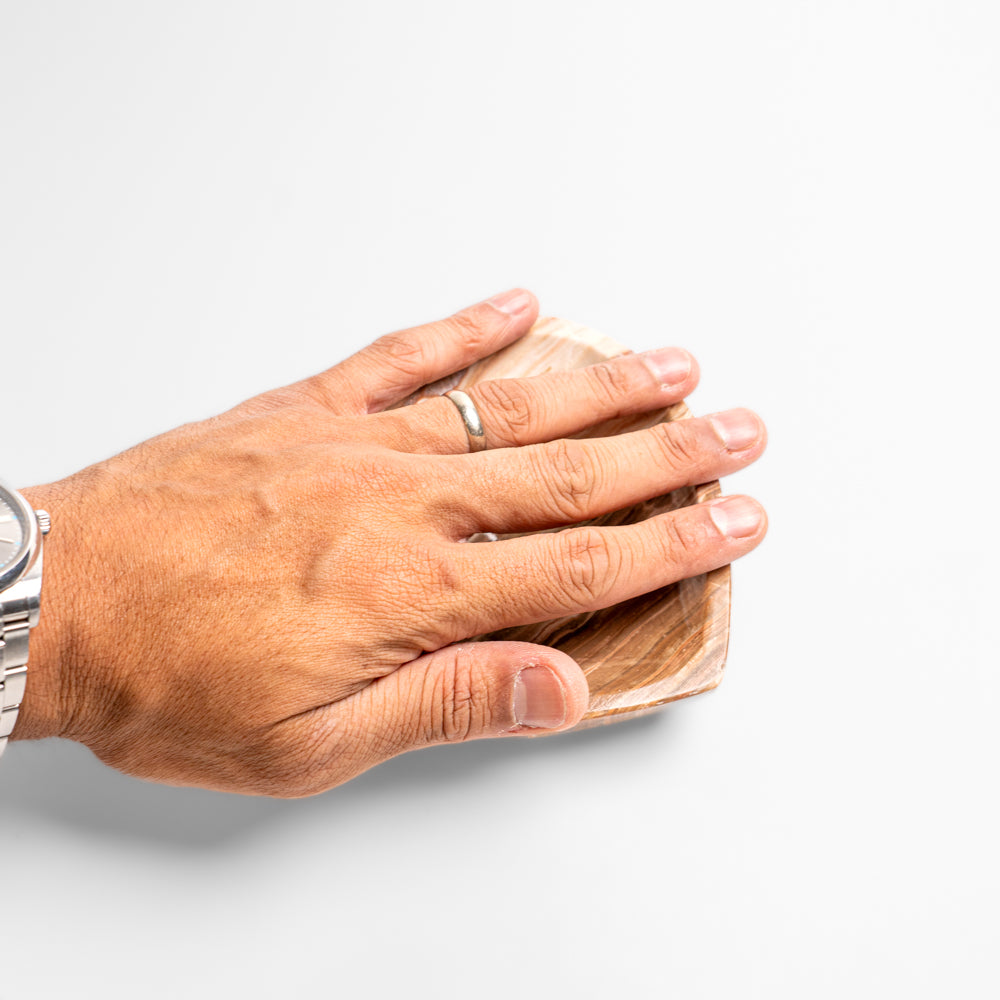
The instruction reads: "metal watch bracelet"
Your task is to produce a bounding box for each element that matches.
[0,617,30,757]
[0,481,48,760]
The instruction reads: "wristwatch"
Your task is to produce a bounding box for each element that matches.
[0,479,49,759]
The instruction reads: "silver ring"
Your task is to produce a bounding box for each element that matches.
[444,389,487,453]
[467,532,499,543]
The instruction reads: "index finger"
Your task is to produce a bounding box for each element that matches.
[447,495,767,639]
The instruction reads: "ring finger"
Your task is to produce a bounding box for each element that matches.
[434,407,767,536]
[370,345,699,454]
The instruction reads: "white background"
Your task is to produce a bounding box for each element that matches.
[1,2,997,997]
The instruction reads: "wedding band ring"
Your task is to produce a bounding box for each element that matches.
[444,390,487,453]
[467,532,499,543]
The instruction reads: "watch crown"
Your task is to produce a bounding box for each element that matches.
[36,510,51,536]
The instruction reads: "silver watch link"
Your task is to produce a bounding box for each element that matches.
[0,479,49,759]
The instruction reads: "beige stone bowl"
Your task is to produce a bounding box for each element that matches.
[406,316,731,729]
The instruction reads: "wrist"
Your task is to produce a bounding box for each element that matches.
[12,482,85,742]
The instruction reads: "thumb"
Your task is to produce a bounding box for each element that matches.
[350,641,590,758]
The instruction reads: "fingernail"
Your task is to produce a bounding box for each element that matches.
[514,666,567,729]
[709,497,763,538]
[486,288,533,317]
[707,408,761,451]
[639,347,692,386]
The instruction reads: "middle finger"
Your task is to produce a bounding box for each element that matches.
[433,407,767,536]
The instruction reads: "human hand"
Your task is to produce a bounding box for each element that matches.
[17,289,767,796]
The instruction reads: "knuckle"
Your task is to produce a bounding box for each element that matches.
[443,308,494,350]
[473,379,537,444]
[652,421,705,472]
[420,647,489,744]
[539,438,600,521]
[656,513,704,565]
[375,331,431,379]
[411,542,463,605]
[560,527,614,605]
[318,448,405,511]
[378,541,467,648]
[587,360,634,408]
[277,375,347,414]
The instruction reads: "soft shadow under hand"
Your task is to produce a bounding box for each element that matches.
[0,712,671,849]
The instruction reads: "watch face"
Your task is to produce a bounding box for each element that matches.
[0,489,28,575]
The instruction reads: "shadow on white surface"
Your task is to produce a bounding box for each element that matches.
[0,712,669,847]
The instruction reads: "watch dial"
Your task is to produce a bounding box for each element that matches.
[0,492,27,574]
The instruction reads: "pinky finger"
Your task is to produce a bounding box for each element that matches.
[308,288,538,414]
